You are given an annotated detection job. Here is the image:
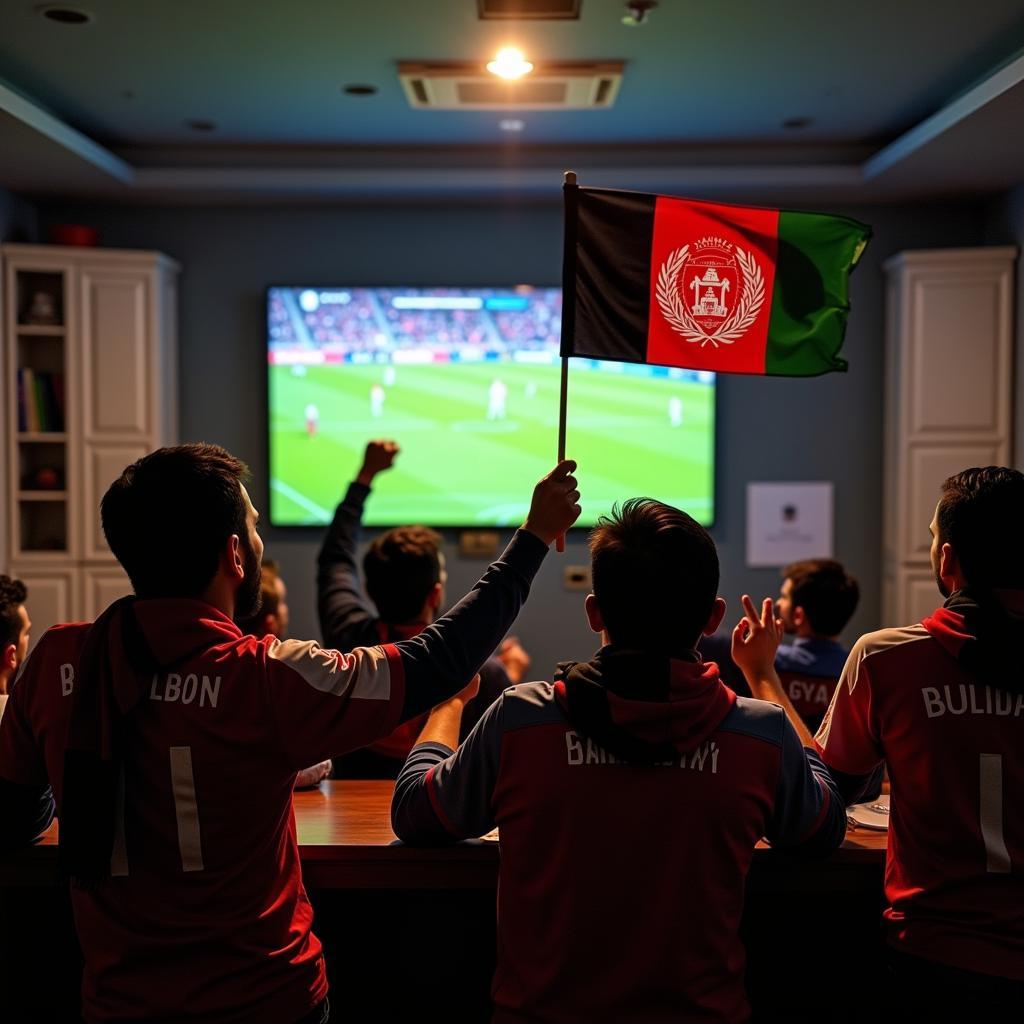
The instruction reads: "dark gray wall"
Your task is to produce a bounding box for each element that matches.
[0,186,37,242]
[37,198,987,676]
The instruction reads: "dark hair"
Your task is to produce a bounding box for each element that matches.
[363,526,442,624]
[235,560,280,636]
[0,575,28,649]
[783,559,859,637]
[936,467,1024,589]
[589,498,719,652]
[101,444,251,599]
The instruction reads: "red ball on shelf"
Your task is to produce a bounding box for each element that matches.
[33,467,61,490]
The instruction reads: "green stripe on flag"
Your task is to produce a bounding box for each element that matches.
[765,211,871,376]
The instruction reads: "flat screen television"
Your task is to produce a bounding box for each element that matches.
[267,286,715,528]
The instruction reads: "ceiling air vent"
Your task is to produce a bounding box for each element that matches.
[477,0,581,18]
[398,61,623,110]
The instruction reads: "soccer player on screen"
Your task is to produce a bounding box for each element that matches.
[305,402,319,437]
[392,498,845,1022]
[0,443,580,1023]
[751,467,1024,1013]
[487,378,508,421]
[668,395,683,428]
[370,384,385,418]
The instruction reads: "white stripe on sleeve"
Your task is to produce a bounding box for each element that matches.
[268,638,392,702]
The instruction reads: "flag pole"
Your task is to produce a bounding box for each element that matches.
[557,169,578,553]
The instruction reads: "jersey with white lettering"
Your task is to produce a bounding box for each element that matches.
[772,640,846,731]
[815,623,1024,978]
[0,529,548,1023]
[393,680,844,1024]
[701,634,847,730]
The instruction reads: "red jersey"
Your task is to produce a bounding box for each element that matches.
[393,650,846,1022]
[1,608,405,1022]
[816,611,1024,978]
[0,529,548,1022]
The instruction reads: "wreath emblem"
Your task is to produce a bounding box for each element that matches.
[655,242,765,347]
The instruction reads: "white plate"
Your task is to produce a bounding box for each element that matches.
[848,794,890,831]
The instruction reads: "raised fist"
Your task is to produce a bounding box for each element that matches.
[357,440,400,486]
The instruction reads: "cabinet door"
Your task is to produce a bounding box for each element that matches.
[80,566,133,620]
[13,569,76,651]
[82,443,149,561]
[898,569,943,627]
[80,267,151,439]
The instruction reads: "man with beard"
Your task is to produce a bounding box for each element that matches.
[0,443,580,1024]
[779,468,1024,1013]
[0,574,32,707]
[236,560,331,789]
[0,574,53,850]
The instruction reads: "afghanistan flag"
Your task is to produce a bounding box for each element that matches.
[562,187,871,376]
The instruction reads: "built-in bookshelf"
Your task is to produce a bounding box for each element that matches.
[2,244,180,641]
[9,266,70,557]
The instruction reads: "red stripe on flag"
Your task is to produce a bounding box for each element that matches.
[646,198,779,374]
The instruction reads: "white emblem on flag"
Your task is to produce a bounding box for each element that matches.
[655,237,765,347]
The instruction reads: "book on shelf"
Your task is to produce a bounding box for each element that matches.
[16,368,65,433]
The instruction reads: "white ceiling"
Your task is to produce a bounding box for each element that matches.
[2,0,1024,203]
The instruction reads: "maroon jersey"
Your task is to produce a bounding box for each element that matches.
[816,605,1024,978]
[0,530,548,1022]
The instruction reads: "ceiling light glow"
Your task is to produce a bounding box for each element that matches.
[487,47,534,80]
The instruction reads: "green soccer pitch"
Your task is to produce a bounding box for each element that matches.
[268,360,715,528]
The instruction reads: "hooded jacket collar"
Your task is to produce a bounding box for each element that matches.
[922,588,1024,696]
[553,645,736,763]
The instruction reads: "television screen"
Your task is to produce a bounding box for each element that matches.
[267,286,715,528]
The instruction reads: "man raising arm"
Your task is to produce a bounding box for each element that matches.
[0,444,579,1024]
[318,439,517,777]
[392,498,844,1023]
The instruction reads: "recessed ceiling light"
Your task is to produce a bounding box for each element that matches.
[782,116,813,130]
[342,84,378,96]
[499,119,525,132]
[37,5,93,24]
[487,47,534,80]
[185,119,216,133]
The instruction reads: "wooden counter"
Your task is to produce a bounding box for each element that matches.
[0,781,889,1021]
[4,779,886,889]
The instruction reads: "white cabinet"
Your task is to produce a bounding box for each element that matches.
[2,244,178,646]
[16,569,76,642]
[882,247,1016,625]
[80,567,134,621]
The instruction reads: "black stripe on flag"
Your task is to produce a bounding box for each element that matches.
[563,187,655,363]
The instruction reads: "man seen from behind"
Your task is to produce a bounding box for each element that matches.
[0,443,580,1023]
[392,498,846,1023]
[811,467,1024,1014]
